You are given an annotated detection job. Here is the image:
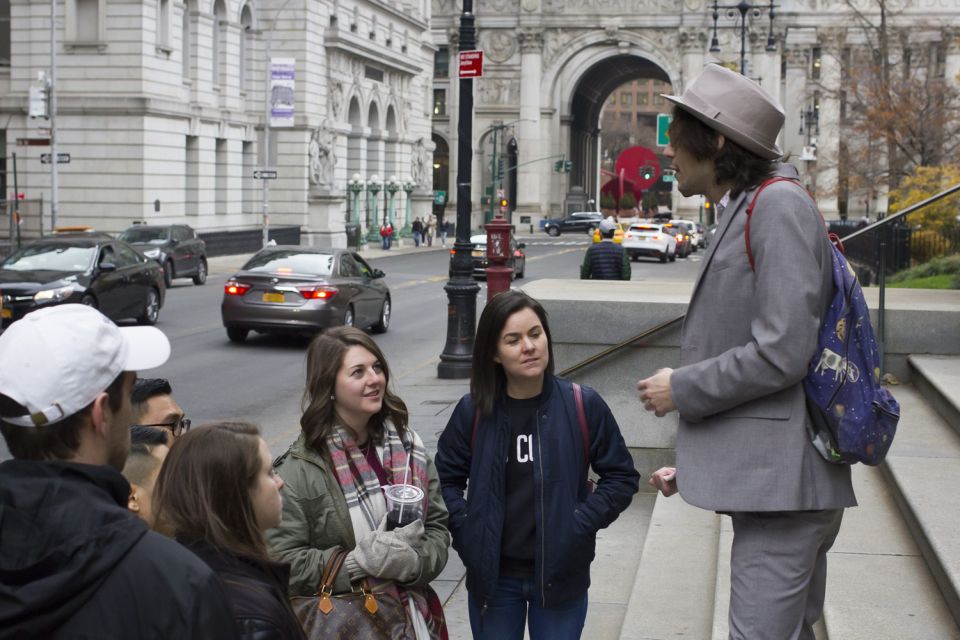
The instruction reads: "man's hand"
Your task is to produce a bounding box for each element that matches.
[648,466,678,497]
[637,368,676,416]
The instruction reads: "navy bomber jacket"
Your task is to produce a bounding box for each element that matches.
[435,373,639,609]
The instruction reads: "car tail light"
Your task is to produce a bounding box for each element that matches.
[651,235,661,241]
[450,248,456,256]
[225,281,251,296]
[297,285,338,300]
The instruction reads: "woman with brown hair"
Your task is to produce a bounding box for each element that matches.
[154,421,305,640]
[266,326,449,639]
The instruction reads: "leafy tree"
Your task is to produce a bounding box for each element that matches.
[642,191,659,213]
[888,164,960,235]
[618,192,637,210]
[600,191,617,210]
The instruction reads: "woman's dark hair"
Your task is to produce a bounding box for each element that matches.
[300,326,408,452]
[0,373,126,461]
[668,106,776,197]
[153,421,270,562]
[471,290,555,417]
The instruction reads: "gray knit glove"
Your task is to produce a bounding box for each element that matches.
[346,520,420,583]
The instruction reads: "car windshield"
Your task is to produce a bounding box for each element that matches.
[120,227,169,244]
[242,251,335,276]
[1,244,97,272]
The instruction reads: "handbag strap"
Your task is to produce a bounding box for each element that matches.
[318,548,349,594]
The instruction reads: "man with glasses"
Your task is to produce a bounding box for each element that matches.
[130,378,190,443]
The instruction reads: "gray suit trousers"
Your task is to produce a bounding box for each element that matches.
[728,509,844,640]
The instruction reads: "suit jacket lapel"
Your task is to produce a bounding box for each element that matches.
[688,189,749,299]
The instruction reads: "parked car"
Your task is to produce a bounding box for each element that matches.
[670,219,702,250]
[0,233,165,327]
[663,223,692,258]
[452,233,526,280]
[543,211,603,237]
[697,223,709,249]
[622,223,677,263]
[119,224,208,287]
[221,246,390,343]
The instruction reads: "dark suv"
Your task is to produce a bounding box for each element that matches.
[543,212,603,237]
[120,224,208,287]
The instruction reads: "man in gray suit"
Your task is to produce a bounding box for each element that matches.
[637,64,857,640]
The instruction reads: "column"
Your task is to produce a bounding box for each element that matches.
[517,28,543,217]
[782,45,808,181]
[675,28,706,216]
[816,29,842,219]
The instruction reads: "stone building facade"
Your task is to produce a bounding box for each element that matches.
[430,0,960,225]
[0,0,436,246]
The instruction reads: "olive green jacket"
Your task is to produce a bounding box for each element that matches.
[266,433,450,597]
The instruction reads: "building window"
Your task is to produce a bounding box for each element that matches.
[435,46,449,78]
[215,138,227,214]
[621,93,632,106]
[68,0,103,42]
[620,112,631,126]
[243,141,255,215]
[811,46,821,80]
[652,94,662,105]
[157,0,170,47]
[433,89,446,116]
[185,135,199,215]
[638,93,648,105]
[212,0,225,85]
[240,4,253,93]
[182,0,192,79]
[934,43,946,78]
[0,0,10,66]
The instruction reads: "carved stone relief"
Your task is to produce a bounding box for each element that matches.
[543,0,676,11]
[543,28,587,69]
[518,28,544,53]
[329,81,344,121]
[678,28,707,53]
[411,138,430,187]
[483,30,519,62]
[477,77,520,105]
[522,0,540,10]
[482,0,515,10]
[308,121,336,188]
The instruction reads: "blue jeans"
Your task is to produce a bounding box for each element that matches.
[467,576,588,640]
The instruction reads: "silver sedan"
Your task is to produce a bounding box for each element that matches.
[220,246,390,343]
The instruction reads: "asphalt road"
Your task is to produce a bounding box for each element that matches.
[0,235,702,460]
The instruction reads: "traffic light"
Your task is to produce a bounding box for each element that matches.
[564,160,572,172]
[640,165,654,181]
[497,159,505,179]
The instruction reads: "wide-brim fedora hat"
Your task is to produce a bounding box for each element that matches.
[662,64,784,160]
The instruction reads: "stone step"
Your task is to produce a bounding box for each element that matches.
[881,383,960,633]
[619,493,719,640]
[909,355,960,437]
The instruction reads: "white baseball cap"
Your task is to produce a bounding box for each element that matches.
[0,304,171,427]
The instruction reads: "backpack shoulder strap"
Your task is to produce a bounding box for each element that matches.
[744,176,804,272]
[572,383,590,469]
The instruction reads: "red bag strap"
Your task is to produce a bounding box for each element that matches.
[470,383,591,470]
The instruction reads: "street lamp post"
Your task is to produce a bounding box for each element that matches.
[347,173,365,249]
[709,0,778,76]
[386,175,400,245]
[483,118,533,222]
[366,175,381,245]
[438,0,480,379]
[401,177,415,238]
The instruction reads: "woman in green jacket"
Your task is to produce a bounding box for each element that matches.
[266,327,450,639]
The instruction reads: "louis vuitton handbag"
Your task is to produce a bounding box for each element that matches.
[291,548,414,640]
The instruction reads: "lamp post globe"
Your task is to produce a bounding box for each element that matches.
[346,174,365,249]
[386,175,400,234]
[401,177,416,238]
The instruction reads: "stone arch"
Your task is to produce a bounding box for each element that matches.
[366,102,382,181]
[347,95,363,128]
[385,105,399,179]
[238,3,255,93]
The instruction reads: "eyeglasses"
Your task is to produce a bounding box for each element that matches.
[131,417,191,437]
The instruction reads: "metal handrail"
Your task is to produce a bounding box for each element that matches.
[558,181,960,379]
[558,314,684,378]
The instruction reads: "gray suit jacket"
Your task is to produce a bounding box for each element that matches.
[671,164,857,512]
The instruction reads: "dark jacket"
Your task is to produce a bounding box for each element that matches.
[0,460,238,640]
[581,240,631,280]
[186,542,306,640]
[434,374,640,608]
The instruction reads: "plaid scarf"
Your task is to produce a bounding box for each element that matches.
[326,420,446,640]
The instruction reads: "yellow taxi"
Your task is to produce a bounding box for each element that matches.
[592,221,625,244]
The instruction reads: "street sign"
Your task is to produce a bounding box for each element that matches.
[16,138,50,147]
[434,190,446,205]
[40,153,71,164]
[458,50,484,78]
[656,113,671,147]
[253,170,278,180]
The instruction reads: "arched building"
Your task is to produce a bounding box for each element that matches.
[430,0,960,226]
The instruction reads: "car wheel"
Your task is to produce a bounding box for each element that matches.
[138,288,160,325]
[162,260,173,288]
[587,225,597,236]
[669,251,677,263]
[372,297,391,334]
[192,258,208,285]
[226,327,248,343]
[343,305,355,328]
[659,252,667,263]
[547,227,560,237]
[517,260,525,279]
[80,294,98,309]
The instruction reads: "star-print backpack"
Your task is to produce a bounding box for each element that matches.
[746,177,900,465]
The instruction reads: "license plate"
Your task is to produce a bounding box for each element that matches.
[262,292,285,303]
[1,308,10,319]
[471,250,484,258]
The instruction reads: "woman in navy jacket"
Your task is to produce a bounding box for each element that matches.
[435,290,639,640]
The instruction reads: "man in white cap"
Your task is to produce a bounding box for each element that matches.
[0,304,238,639]
[637,64,856,639]
[580,218,630,280]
